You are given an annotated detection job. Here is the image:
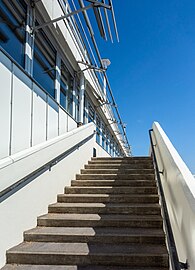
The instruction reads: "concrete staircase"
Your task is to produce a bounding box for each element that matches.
[2,157,169,270]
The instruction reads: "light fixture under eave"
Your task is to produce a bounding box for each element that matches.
[101,58,111,69]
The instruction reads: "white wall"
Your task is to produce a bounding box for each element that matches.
[32,84,47,145]
[0,123,96,268]
[152,122,195,270]
[0,51,78,160]
[95,142,111,157]
[0,51,12,159]
[11,66,32,154]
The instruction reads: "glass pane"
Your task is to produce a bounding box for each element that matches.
[60,90,66,110]
[0,0,26,67]
[33,29,56,98]
[61,61,73,115]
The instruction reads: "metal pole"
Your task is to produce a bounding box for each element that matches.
[32,4,94,32]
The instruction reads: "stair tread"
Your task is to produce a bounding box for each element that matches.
[7,242,168,255]
[38,213,163,221]
[57,194,159,203]
[91,157,152,160]
[66,186,156,189]
[25,226,165,236]
[77,174,154,176]
[72,180,156,186]
[2,265,168,270]
[81,169,154,174]
[58,194,159,198]
[49,203,160,208]
[73,180,155,182]
[65,186,157,195]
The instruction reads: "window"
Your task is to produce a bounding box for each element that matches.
[33,27,56,97]
[83,95,88,124]
[96,114,101,145]
[0,0,26,67]
[110,137,114,156]
[106,130,110,154]
[74,83,80,122]
[102,123,106,149]
[60,61,73,115]
[88,102,95,123]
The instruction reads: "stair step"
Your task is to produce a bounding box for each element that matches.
[57,194,160,203]
[91,157,152,161]
[2,265,168,270]
[71,180,156,187]
[76,174,155,180]
[37,213,163,228]
[86,164,154,169]
[24,226,165,244]
[6,242,168,267]
[2,156,169,270]
[65,186,158,195]
[48,203,161,215]
[81,169,155,175]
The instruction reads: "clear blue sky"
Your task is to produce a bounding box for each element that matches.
[95,0,195,173]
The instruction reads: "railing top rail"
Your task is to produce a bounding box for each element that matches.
[149,129,188,270]
[0,131,95,203]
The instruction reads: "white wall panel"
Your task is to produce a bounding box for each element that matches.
[59,108,68,135]
[11,65,32,154]
[47,97,59,140]
[95,143,110,157]
[0,52,12,159]
[32,84,47,146]
[67,116,77,132]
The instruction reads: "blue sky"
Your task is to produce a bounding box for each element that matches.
[95,0,195,173]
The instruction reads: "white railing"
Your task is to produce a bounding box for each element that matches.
[151,122,195,269]
[0,123,96,267]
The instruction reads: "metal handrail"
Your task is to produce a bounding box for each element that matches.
[0,132,95,203]
[149,129,188,270]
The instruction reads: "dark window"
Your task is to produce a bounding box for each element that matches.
[75,87,80,122]
[102,123,106,149]
[88,102,95,123]
[0,0,26,67]
[33,27,56,97]
[60,61,73,115]
[96,114,101,144]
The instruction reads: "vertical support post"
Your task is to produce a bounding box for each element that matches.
[25,5,35,75]
[55,53,61,104]
[103,71,107,98]
[78,72,85,126]
[72,75,76,120]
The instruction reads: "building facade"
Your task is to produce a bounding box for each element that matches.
[0,0,130,161]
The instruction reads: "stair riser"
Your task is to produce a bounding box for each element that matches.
[86,164,154,169]
[37,219,163,228]
[48,206,161,215]
[57,195,159,204]
[65,187,158,195]
[81,169,155,174]
[7,253,168,267]
[24,234,165,245]
[71,180,156,187]
[76,174,155,180]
